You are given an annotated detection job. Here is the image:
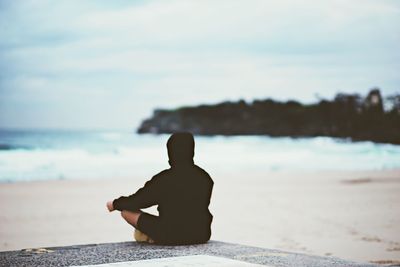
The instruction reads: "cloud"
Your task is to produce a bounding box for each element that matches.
[0,0,399,129]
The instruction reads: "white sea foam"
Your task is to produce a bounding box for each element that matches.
[0,131,399,182]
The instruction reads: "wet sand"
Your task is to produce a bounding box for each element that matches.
[0,169,399,264]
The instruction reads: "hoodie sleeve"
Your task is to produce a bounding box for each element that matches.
[112,172,164,212]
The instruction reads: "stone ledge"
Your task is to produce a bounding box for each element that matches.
[0,240,378,267]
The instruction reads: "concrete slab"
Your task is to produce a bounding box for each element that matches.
[71,255,267,267]
[0,241,378,267]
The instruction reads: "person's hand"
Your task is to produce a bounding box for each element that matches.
[106,201,114,212]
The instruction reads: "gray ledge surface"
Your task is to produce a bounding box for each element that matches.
[0,240,379,267]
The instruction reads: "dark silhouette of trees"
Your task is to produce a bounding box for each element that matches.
[138,88,400,144]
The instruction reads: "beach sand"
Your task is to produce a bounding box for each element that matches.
[0,170,399,264]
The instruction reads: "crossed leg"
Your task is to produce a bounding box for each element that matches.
[120,210,141,227]
[120,210,154,243]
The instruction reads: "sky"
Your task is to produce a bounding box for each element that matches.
[0,0,399,130]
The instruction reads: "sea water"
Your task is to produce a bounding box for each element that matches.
[0,129,399,182]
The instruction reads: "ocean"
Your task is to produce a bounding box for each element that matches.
[0,129,399,182]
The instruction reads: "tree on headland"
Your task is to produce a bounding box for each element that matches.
[386,94,400,114]
[364,88,383,114]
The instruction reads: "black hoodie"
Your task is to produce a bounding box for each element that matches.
[113,133,214,244]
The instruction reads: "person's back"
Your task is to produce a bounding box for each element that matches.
[107,132,213,245]
[155,164,213,244]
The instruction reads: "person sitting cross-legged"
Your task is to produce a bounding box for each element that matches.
[106,132,214,245]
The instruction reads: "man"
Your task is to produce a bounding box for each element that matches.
[106,132,214,245]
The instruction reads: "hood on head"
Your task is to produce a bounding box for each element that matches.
[167,132,195,166]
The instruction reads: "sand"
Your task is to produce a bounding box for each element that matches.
[0,169,399,264]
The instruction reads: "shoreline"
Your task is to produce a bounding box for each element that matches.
[0,169,399,264]
[1,167,400,184]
